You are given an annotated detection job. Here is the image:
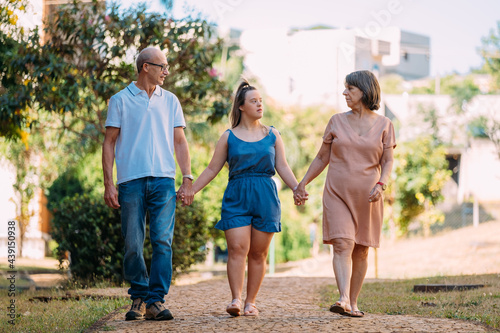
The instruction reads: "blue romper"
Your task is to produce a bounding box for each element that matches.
[215,127,281,233]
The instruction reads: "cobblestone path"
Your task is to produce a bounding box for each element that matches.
[87,276,490,333]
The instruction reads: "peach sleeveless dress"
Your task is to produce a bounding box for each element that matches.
[321,113,396,248]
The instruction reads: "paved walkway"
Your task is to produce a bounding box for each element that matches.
[11,221,497,332]
[86,276,490,333]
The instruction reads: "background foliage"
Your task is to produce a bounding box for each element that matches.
[481,21,500,92]
[1,0,232,142]
[0,0,479,284]
[0,0,230,282]
[50,191,209,282]
[392,136,451,235]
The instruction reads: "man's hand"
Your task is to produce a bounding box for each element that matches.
[104,184,120,209]
[177,179,194,206]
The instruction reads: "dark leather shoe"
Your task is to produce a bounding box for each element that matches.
[145,301,174,321]
[125,298,146,320]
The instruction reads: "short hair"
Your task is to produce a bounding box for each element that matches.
[345,70,380,111]
[136,47,160,74]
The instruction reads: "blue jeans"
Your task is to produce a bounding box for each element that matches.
[118,177,176,306]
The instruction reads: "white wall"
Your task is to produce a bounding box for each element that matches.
[0,159,45,259]
[384,94,500,204]
[239,27,430,109]
[459,138,500,202]
[240,28,405,110]
[0,159,17,227]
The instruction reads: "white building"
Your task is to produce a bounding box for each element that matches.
[238,26,429,109]
[383,94,500,220]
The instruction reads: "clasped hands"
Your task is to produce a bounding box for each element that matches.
[293,183,309,206]
[178,182,309,207]
[176,181,194,206]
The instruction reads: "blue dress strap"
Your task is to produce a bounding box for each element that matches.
[269,125,280,135]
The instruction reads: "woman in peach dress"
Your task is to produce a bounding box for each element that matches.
[295,70,396,317]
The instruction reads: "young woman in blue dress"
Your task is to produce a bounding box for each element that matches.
[186,80,306,316]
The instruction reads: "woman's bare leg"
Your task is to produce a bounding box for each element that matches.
[331,238,355,311]
[349,244,369,312]
[245,228,274,306]
[225,226,252,301]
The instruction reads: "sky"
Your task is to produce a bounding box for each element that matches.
[116,0,500,77]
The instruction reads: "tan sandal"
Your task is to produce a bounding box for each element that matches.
[330,301,351,316]
[244,303,259,316]
[226,299,242,317]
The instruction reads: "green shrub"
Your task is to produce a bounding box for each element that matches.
[274,188,315,263]
[46,167,84,211]
[50,193,209,283]
[50,194,124,282]
[45,152,104,207]
[171,200,209,275]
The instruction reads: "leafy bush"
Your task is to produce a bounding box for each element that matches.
[50,194,124,282]
[274,187,316,263]
[45,167,84,211]
[392,135,451,235]
[50,193,209,283]
[171,200,210,275]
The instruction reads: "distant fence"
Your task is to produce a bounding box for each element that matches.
[409,202,496,236]
[437,202,494,232]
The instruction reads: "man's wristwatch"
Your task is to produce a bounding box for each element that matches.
[376,182,387,191]
[183,174,194,181]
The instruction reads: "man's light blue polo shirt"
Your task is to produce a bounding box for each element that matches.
[105,82,186,185]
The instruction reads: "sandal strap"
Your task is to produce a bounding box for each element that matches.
[230,299,241,307]
[244,303,258,311]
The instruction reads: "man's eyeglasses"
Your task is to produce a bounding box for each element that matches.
[145,62,170,71]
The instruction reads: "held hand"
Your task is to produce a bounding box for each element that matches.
[178,180,194,206]
[368,184,383,203]
[104,185,120,209]
[293,183,309,206]
[176,187,184,202]
[294,194,306,206]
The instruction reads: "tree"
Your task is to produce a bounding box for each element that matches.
[480,20,500,91]
[379,74,405,94]
[1,0,52,251]
[392,136,451,236]
[0,0,232,144]
[0,0,32,140]
[468,115,500,160]
[479,21,500,159]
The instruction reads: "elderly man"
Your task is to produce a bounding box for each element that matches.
[102,47,194,321]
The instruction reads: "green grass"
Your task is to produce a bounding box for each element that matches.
[0,288,128,333]
[0,264,61,274]
[0,264,65,289]
[319,273,500,329]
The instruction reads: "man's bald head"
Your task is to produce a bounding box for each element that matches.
[136,47,165,74]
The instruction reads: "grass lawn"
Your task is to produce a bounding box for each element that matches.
[0,263,61,274]
[319,273,500,329]
[0,287,129,333]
